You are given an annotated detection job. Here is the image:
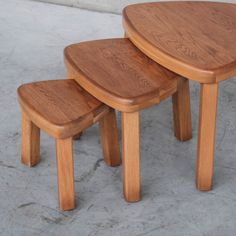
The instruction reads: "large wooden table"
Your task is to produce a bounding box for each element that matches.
[123,1,236,191]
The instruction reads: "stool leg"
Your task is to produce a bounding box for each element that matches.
[196,83,218,191]
[172,77,192,141]
[122,111,141,202]
[99,109,121,167]
[56,138,75,211]
[21,112,40,167]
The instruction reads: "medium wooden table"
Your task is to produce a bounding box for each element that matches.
[64,39,191,202]
[123,1,236,191]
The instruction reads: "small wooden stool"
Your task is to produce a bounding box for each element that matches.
[17,79,121,211]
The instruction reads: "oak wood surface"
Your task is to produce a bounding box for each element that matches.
[196,83,218,191]
[172,77,192,141]
[99,108,121,167]
[123,2,236,83]
[21,112,40,167]
[56,137,75,210]
[18,80,109,139]
[64,38,178,112]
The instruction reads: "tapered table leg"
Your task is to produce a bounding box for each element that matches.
[122,111,141,202]
[172,77,192,141]
[196,83,218,191]
[99,109,121,167]
[56,138,75,210]
[21,112,40,167]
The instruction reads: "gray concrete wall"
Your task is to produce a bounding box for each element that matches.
[32,0,155,13]
[32,0,236,14]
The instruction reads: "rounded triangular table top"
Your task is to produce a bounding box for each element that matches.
[123,1,236,83]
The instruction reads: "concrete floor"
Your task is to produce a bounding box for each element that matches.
[1,0,236,235]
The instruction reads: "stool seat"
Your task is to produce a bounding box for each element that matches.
[18,80,109,139]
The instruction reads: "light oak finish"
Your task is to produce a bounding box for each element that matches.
[123,1,236,83]
[18,79,120,210]
[172,77,192,141]
[197,83,218,191]
[122,111,140,202]
[56,138,75,210]
[21,112,40,167]
[123,2,236,191]
[64,38,178,113]
[99,108,121,167]
[64,38,191,202]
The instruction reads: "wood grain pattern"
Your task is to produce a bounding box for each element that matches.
[56,138,75,210]
[99,108,121,167]
[197,83,218,191]
[64,38,178,112]
[18,80,109,139]
[122,112,140,202]
[172,77,192,141]
[21,112,40,167]
[123,2,236,83]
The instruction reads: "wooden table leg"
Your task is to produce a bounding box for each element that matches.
[99,108,121,167]
[172,77,192,141]
[21,112,40,167]
[122,111,141,202]
[196,83,218,191]
[56,138,75,210]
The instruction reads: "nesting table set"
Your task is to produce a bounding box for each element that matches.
[18,2,236,210]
